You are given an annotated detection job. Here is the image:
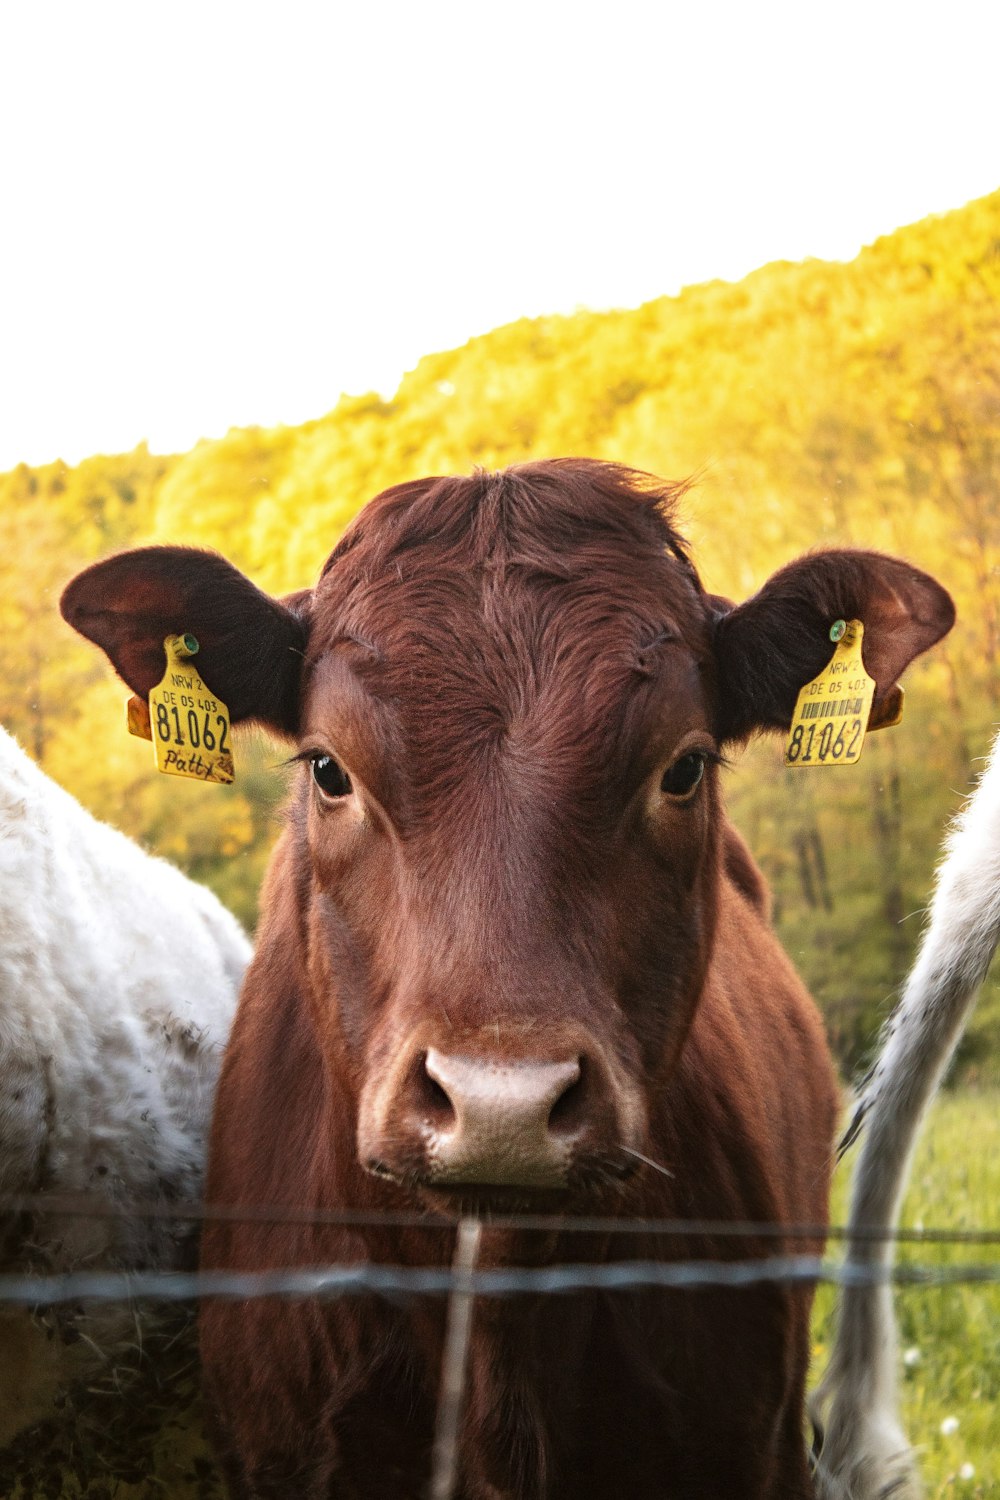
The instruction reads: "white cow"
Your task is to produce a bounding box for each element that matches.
[0,724,248,1444]
[811,733,1000,1498]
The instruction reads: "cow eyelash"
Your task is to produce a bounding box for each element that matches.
[659,748,723,799]
[288,749,354,800]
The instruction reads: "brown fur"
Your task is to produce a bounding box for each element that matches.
[60,459,955,1499]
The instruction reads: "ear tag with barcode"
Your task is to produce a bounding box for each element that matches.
[126,634,235,784]
[784,619,876,768]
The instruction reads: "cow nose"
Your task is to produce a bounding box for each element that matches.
[418,1047,585,1188]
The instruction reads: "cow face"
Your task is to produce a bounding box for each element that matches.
[61,460,954,1207]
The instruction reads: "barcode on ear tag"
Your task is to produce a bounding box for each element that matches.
[147,635,235,784]
[784,620,876,768]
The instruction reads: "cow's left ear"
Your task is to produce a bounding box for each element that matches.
[712,549,955,745]
[61,546,310,735]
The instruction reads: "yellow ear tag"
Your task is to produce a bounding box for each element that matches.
[130,634,235,784]
[784,619,875,768]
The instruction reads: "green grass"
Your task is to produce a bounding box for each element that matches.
[812,1088,1000,1497]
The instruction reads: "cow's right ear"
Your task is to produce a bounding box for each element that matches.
[60,546,309,736]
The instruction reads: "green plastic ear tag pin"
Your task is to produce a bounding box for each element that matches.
[784,619,876,768]
[127,634,234,784]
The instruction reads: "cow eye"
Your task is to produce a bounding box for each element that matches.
[311,754,353,799]
[660,752,706,798]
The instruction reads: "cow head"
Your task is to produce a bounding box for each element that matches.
[61,461,953,1209]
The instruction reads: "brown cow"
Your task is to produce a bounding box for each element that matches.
[61,460,954,1500]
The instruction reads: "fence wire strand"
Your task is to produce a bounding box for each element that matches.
[5,1190,1000,1307]
[1,1254,999,1309]
[6,1190,1000,1244]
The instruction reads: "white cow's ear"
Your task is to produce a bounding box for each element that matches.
[711,548,954,745]
[61,547,310,737]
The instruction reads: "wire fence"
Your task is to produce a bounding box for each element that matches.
[6,1192,1000,1500]
[4,1252,1000,1311]
[8,1188,1000,1242]
[5,1189,1000,1306]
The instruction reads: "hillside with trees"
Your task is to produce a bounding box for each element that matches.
[4,186,999,1077]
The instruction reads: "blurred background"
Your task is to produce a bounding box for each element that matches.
[1,5,999,1486]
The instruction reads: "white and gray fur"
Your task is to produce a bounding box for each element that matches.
[0,724,249,1444]
[811,732,1000,1499]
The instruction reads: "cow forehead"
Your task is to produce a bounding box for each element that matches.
[308,466,709,669]
[307,555,708,727]
[300,464,714,792]
[313,461,703,623]
[310,561,706,673]
[303,613,709,762]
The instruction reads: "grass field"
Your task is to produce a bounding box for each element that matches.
[813,1087,1000,1497]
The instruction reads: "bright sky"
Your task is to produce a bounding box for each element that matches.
[1,0,998,473]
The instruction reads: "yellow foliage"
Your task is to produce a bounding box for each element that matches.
[3,186,999,1043]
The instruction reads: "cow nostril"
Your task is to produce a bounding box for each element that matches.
[547,1056,587,1137]
[415,1052,456,1126]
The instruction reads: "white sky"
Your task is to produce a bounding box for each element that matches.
[1,0,998,472]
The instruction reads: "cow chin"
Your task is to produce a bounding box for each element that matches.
[359,1128,641,1218]
[361,1137,640,1218]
